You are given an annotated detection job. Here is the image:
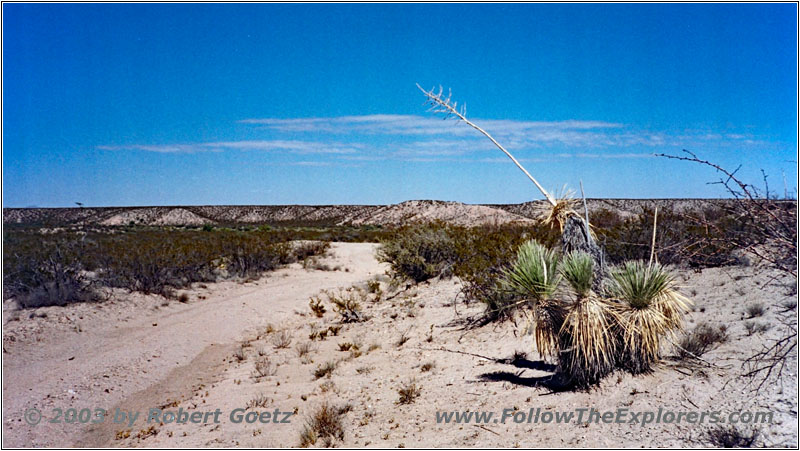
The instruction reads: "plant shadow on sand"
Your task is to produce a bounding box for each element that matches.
[477,356,577,392]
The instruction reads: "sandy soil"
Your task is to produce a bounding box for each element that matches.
[2,243,797,447]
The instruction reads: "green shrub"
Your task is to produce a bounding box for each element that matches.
[3,234,100,308]
[377,222,459,283]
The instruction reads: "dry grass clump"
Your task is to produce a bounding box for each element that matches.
[233,346,247,362]
[678,323,729,359]
[395,329,411,348]
[246,393,271,409]
[745,303,766,318]
[271,330,293,349]
[252,357,277,379]
[298,402,346,448]
[337,342,358,352]
[295,342,314,358]
[313,361,337,379]
[420,361,436,372]
[707,425,759,448]
[744,321,771,336]
[308,297,326,317]
[397,379,422,404]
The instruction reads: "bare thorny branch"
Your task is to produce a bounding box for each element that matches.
[658,150,798,391]
[658,150,796,277]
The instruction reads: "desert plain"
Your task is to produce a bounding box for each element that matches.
[2,199,797,447]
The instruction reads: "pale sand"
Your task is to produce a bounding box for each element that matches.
[2,242,797,447]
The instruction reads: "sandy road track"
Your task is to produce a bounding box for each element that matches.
[2,243,385,447]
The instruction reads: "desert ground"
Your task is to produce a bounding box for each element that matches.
[2,231,798,447]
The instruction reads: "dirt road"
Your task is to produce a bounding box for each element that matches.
[2,243,384,447]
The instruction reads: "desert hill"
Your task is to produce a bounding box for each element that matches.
[2,198,759,228]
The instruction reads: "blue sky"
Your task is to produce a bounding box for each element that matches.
[3,3,797,207]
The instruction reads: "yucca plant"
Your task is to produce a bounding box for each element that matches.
[608,260,692,373]
[502,240,563,358]
[559,252,594,299]
[557,252,619,385]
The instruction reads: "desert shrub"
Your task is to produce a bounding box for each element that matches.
[745,303,766,318]
[707,425,759,447]
[324,288,366,323]
[4,227,333,300]
[678,322,729,359]
[3,233,100,308]
[253,357,277,379]
[308,297,326,317]
[377,222,459,283]
[314,361,337,379]
[744,321,771,336]
[298,403,346,447]
[597,206,746,268]
[292,241,331,261]
[271,330,293,349]
[397,379,422,404]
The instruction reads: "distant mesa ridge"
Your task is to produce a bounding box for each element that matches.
[2,199,769,228]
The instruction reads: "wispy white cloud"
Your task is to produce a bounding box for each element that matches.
[239,114,624,140]
[99,115,777,165]
[98,140,361,155]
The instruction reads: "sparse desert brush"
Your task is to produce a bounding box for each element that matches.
[298,402,346,448]
[707,425,760,448]
[296,342,314,358]
[3,235,101,308]
[327,325,342,336]
[420,361,436,372]
[293,241,331,262]
[397,379,422,405]
[233,346,247,362]
[246,393,271,409]
[252,357,277,379]
[271,330,293,349]
[744,321,771,336]
[308,297,326,318]
[678,323,729,359]
[609,261,692,373]
[326,287,366,323]
[377,222,459,283]
[745,303,766,318]
[313,361,337,379]
[3,227,335,304]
